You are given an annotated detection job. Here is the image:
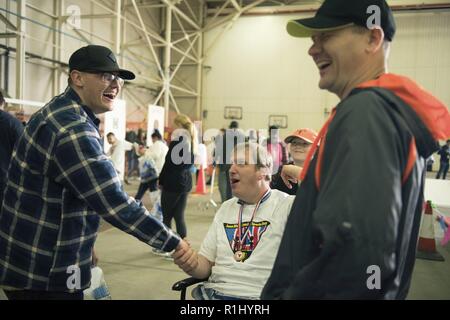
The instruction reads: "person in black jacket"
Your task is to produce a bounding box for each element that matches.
[435,140,450,179]
[0,92,24,208]
[213,121,246,203]
[271,128,317,195]
[158,114,197,252]
[262,0,450,300]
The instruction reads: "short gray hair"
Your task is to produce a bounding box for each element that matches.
[233,142,273,181]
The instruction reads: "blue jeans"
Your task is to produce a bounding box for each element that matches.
[436,162,449,179]
[192,284,246,300]
[135,179,158,200]
[126,151,139,178]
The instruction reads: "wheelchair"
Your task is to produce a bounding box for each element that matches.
[172,276,208,300]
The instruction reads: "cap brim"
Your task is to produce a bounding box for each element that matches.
[118,69,135,80]
[284,136,295,143]
[88,66,136,80]
[284,135,313,144]
[107,68,135,80]
[287,16,354,38]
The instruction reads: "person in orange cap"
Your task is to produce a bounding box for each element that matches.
[270,128,317,195]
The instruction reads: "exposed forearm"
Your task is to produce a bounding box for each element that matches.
[285,164,302,178]
[188,254,213,279]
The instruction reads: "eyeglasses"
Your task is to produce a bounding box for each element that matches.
[100,72,124,87]
[84,71,124,86]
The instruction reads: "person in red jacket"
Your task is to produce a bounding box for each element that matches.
[262,0,450,299]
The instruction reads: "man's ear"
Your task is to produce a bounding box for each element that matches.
[366,27,384,53]
[70,70,84,87]
[257,167,270,181]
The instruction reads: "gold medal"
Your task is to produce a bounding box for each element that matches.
[234,250,243,262]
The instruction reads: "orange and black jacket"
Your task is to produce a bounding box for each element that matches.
[262,74,450,299]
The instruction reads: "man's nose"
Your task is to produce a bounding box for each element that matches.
[110,79,120,90]
[230,163,237,173]
[308,42,321,57]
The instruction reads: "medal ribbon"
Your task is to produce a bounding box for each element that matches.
[235,188,271,252]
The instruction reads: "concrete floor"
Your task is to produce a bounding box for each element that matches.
[95,179,216,300]
[94,174,450,300]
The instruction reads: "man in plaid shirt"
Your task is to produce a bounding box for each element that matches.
[0,45,190,300]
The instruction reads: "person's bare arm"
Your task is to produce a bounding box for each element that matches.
[280,164,303,188]
[173,246,213,279]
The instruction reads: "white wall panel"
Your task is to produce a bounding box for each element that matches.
[0,0,157,125]
[203,11,450,138]
[391,11,450,118]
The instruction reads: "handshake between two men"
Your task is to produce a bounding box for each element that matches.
[173,239,213,280]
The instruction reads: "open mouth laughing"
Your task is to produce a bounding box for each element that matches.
[102,91,117,102]
[317,61,332,76]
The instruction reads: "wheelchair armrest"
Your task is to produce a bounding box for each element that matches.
[172,277,208,300]
[172,277,207,291]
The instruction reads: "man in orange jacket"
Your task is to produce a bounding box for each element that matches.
[262,0,450,299]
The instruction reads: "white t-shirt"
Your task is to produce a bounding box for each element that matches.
[146,140,169,175]
[107,140,134,178]
[199,189,294,299]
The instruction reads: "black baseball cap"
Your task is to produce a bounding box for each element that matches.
[229,121,239,129]
[287,0,396,41]
[69,45,135,80]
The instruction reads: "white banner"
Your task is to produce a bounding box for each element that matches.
[104,99,127,180]
[147,105,165,146]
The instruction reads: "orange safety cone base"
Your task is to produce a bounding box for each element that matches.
[416,200,445,262]
[195,166,207,195]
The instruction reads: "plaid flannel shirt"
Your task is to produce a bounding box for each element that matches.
[0,87,180,292]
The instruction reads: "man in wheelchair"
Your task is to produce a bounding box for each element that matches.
[173,142,295,300]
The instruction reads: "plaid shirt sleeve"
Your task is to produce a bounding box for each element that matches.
[49,123,180,251]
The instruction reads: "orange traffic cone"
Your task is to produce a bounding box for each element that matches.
[416,200,445,261]
[195,165,207,195]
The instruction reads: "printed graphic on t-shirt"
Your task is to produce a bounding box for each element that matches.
[223,221,270,262]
